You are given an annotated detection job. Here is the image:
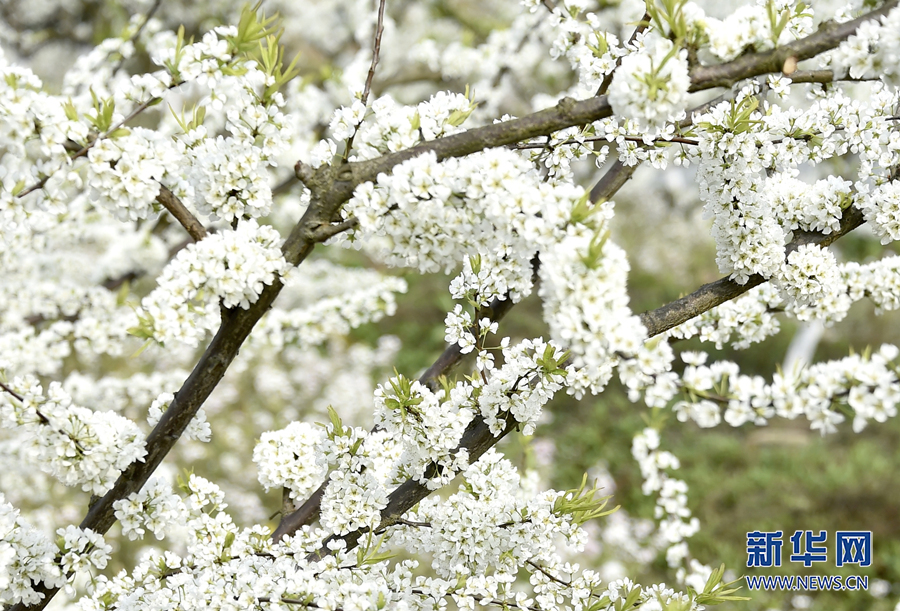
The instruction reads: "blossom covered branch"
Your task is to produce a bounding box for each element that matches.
[3,1,900,610]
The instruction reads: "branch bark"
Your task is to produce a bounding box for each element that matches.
[155,184,208,242]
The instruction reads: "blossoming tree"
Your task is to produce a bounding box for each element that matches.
[2,0,900,609]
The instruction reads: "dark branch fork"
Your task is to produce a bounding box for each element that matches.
[12,3,898,609]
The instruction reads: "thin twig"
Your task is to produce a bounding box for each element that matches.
[595,11,651,97]
[0,380,24,403]
[341,0,388,161]
[0,381,86,452]
[527,561,573,588]
[362,0,387,108]
[110,0,164,75]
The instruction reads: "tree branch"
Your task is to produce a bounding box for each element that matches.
[637,205,866,337]
[155,184,208,242]
[270,289,518,541]
[11,202,323,611]
[361,0,387,108]
[688,2,899,91]
[302,0,896,219]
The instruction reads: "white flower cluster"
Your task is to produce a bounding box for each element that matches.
[706,1,814,62]
[315,422,398,536]
[393,450,580,579]
[448,252,532,308]
[0,220,160,377]
[113,477,188,541]
[86,128,182,222]
[444,303,477,353]
[539,205,648,398]
[631,429,699,558]
[253,421,327,503]
[320,462,389,536]
[830,6,900,86]
[694,93,787,284]
[694,87,871,284]
[56,525,112,578]
[618,340,679,410]
[321,91,475,163]
[0,376,146,495]
[187,133,274,223]
[776,244,843,307]
[0,494,64,606]
[374,375,474,489]
[255,260,407,349]
[547,4,622,95]
[671,345,900,434]
[148,392,212,442]
[846,255,900,313]
[0,61,85,165]
[343,148,581,294]
[608,38,690,130]
[766,173,850,236]
[858,180,900,244]
[475,338,569,437]
[139,220,287,346]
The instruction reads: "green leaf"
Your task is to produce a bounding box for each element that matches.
[107,127,131,139]
[553,473,618,526]
[326,405,344,434]
[447,85,478,127]
[229,2,282,56]
[63,99,79,122]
